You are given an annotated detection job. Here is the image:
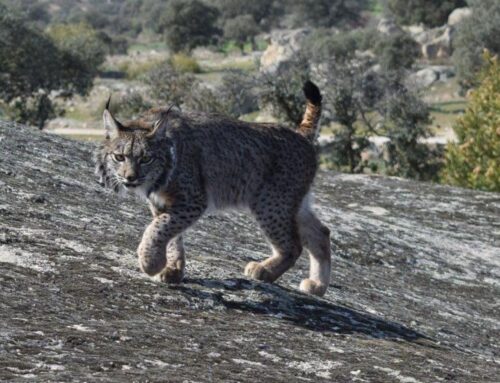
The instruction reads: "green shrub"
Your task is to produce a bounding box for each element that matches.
[144,61,197,106]
[145,60,257,118]
[442,52,500,191]
[387,0,466,27]
[6,92,56,130]
[114,92,152,120]
[119,60,164,80]
[169,53,201,73]
[219,71,258,117]
[183,85,230,115]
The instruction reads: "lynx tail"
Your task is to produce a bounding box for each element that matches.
[298,80,322,142]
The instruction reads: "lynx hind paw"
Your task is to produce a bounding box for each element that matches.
[244,261,275,283]
[299,278,327,297]
[158,266,184,284]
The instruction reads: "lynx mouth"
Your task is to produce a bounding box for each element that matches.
[123,180,144,188]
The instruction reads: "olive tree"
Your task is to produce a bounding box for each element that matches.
[157,0,221,52]
[0,8,103,128]
[452,0,500,89]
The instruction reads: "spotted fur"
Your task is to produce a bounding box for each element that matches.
[94,81,331,296]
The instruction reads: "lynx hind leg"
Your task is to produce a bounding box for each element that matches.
[245,197,303,283]
[297,203,331,296]
[157,235,185,284]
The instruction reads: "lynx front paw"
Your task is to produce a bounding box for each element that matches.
[299,278,327,297]
[244,261,275,283]
[137,238,167,276]
[139,255,166,276]
[158,266,184,284]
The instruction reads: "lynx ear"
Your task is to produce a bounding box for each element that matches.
[102,96,124,139]
[146,117,166,140]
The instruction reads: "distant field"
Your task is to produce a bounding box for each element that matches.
[64,134,101,142]
[429,100,466,134]
[128,41,169,54]
[44,35,465,144]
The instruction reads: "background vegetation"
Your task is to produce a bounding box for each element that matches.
[0,0,498,191]
[442,52,500,191]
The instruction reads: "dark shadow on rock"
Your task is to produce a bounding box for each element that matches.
[171,277,434,345]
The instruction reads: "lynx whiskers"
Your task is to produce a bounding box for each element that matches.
[94,81,331,296]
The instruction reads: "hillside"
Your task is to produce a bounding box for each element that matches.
[0,121,499,382]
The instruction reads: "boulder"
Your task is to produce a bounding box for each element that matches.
[411,26,444,46]
[408,25,456,60]
[408,68,439,88]
[260,28,311,73]
[0,121,499,382]
[421,26,454,60]
[448,7,472,26]
[407,65,455,88]
[403,24,426,38]
[377,18,402,36]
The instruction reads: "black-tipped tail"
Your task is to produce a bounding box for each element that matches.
[298,81,322,141]
[303,80,322,106]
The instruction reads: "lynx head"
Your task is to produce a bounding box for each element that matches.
[94,103,175,198]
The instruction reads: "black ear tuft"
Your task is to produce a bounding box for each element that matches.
[303,80,322,106]
[105,94,112,111]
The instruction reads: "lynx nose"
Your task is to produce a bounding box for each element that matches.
[125,174,137,182]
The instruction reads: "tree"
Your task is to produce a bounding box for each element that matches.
[387,0,466,27]
[321,60,378,173]
[223,14,259,52]
[379,81,436,180]
[452,0,500,89]
[375,32,420,72]
[442,52,500,192]
[146,62,257,118]
[0,6,105,128]
[287,0,368,28]
[0,9,62,127]
[302,28,362,64]
[211,0,282,31]
[257,31,435,178]
[303,28,417,72]
[158,0,221,52]
[0,0,51,26]
[258,56,311,126]
[47,22,108,95]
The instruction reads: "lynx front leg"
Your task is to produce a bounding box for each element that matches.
[138,210,202,276]
[157,235,185,283]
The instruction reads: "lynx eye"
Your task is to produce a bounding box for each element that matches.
[141,155,153,164]
[112,153,125,162]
